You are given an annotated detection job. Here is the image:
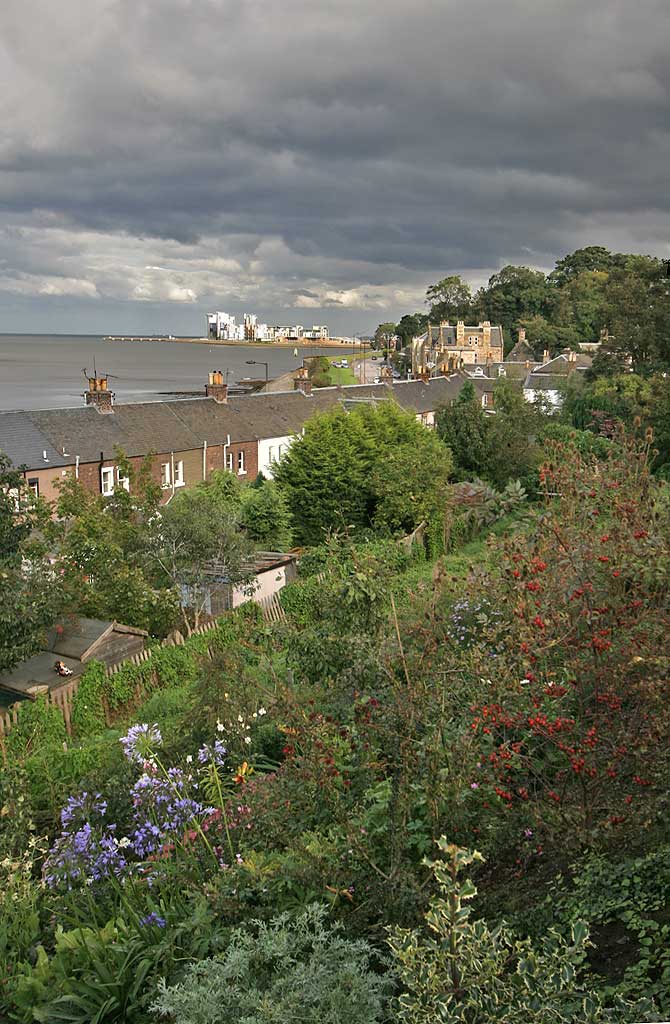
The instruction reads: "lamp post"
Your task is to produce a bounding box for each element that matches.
[246,359,269,386]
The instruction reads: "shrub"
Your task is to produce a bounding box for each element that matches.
[389,840,644,1023]
[152,904,391,1024]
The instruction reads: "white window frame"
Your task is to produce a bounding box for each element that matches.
[174,460,184,487]
[226,451,234,472]
[237,450,246,475]
[117,468,130,492]
[101,466,115,496]
[160,462,171,489]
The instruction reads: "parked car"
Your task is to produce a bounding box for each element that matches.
[373,376,382,384]
[332,360,342,368]
[341,359,349,367]
[392,370,401,378]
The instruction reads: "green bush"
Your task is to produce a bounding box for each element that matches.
[389,840,646,1023]
[152,904,391,1024]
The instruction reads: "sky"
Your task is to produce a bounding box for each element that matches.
[1,0,669,337]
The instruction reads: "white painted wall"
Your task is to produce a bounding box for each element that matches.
[231,564,290,608]
[258,434,294,478]
[524,388,562,408]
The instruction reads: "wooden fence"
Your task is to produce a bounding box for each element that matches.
[0,601,284,742]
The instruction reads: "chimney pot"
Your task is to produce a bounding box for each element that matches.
[206,371,228,402]
[84,375,115,412]
[294,378,313,396]
[543,349,550,364]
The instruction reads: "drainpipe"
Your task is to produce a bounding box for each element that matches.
[171,451,175,498]
[75,455,80,480]
[223,434,231,473]
[202,440,207,482]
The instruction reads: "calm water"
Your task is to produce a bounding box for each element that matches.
[0,335,350,411]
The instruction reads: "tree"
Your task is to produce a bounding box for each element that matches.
[273,408,376,545]
[239,479,293,550]
[436,380,492,479]
[0,454,62,672]
[485,379,544,489]
[52,458,178,637]
[474,266,552,345]
[601,261,670,373]
[426,275,472,323]
[150,478,255,634]
[274,403,452,545]
[517,314,580,357]
[373,322,398,351]
[549,245,621,286]
[396,312,428,350]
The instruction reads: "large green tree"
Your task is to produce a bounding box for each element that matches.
[474,266,551,344]
[435,380,491,479]
[149,475,255,634]
[274,403,452,545]
[426,275,472,323]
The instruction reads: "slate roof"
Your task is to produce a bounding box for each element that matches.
[0,411,69,469]
[524,373,569,392]
[533,353,592,376]
[0,376,472,472]
[505,339,536,362]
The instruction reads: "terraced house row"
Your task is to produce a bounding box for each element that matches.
[0,371,476,504]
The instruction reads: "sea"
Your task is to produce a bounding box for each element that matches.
[0,334,350,412]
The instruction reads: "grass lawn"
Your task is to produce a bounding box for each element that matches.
[326,359,357,385]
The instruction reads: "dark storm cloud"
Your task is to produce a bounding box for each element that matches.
[0,0,669,332]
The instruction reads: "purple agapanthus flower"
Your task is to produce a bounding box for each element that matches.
[139,912,166,928]
[44,819,127,890]
[130,770,210,858]
[120,723,163,765]
[60,792,107,830]
[197,739,227,767]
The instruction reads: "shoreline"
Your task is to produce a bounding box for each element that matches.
[103,335,355,348]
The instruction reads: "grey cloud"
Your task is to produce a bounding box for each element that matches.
[0,0,669,334]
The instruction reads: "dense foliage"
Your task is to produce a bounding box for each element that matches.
[378,244,670,366]
[2,345,670,1022]
[273,402,452,544]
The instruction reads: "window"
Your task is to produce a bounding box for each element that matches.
[101,466,115,496]
[226,451,234,472]
[27,478,39,498]
[160,462,171,489]
[268,445,276,463]
[117,468,130,492]
[237,451,246,474]
[174,460,184,487]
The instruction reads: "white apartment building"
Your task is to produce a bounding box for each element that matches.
[207,313,329,343]
[206,312,244,341]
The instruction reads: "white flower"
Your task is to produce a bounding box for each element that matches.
[237,714,244,724]
[244,736,252,745]
[258,707,267,717]
[217,720,225,732]
[117,836,131,849]
[185,754,193,764]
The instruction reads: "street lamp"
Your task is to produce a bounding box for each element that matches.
[246,359,269,386]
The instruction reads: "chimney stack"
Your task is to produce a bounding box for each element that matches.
[294,377,313,396]
[418,370,431,384]
[456,320,465,343]
[542,349,550,364]
[480,320,491,346]
[206,370,228,403]
[84,376,114,413]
